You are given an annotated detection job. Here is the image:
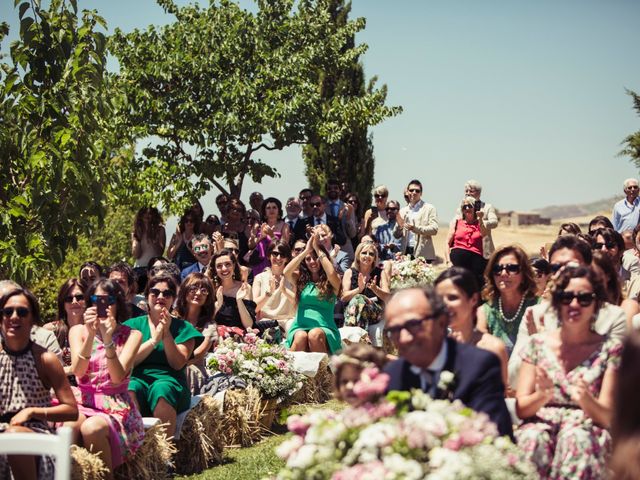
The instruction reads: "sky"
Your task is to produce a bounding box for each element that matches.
[2,0,640,224]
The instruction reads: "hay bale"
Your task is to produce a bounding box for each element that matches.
[175,396,225,475]
[290,355,334,405]
[115,423,175,480]
[221,387,263,447]
[71,445,108,480]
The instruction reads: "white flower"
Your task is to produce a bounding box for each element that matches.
[383,454,423,480]
[287,444,318,470]
[437,370,455,391]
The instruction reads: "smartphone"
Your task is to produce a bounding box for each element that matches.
[474,200,482,212]
[371,206,379,217]
[95,295,109,318]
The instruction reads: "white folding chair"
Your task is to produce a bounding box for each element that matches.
[0,426,72,480]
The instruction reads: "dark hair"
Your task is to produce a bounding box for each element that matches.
[107,261,136,288]
[205,214,220,226]
[558,222,582,236]
[178,211,201,234]
[175,272,215,329]
[611,332,640,443]
[591,250,623,305]
[296,245,334,303]
[189,233,212,250]
[548,234,593,265]
[208,249,242,288]
[190,200,205,220]
[145,273,178,298]
[79,261,103,278]
[407,179,423,190]
[260,197,283,222]
[435,267,480,301]
[133,207,164,241]
[588,215,614,233]
[148,263,181,287]
[345,192,361,219]
[57,278,88,324]
[148,256,170,268]
[0,287,42,326]
[530,257,551,275]
[86,279,130,324]
[550,265,607,315]
[267,240,292,261]
[226,198,247,217]
[483,245,537,303]
[591,227,625,255]
[299,188,313,198]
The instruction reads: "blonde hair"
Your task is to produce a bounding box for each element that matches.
[353,242,379,272]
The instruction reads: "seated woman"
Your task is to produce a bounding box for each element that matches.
[434,267,509,392]
[68,279,143,477]
[0,287,77,480]
[43,278,87,380]
[175,273,217,395]
[252,241,296,335]
[515,266,621,478]
[247,197,291,277]
[124,274,203,439]
[341,242,390,346]
[283,232,342,354]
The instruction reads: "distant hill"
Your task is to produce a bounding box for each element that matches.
[532,196,623,220]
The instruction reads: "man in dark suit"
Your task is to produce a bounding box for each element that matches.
[284,197,311,243]
[180,234,213,280]
[383,286,513,438]
[309,194,346,247]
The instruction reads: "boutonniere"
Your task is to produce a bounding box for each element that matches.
[436,370,456,400]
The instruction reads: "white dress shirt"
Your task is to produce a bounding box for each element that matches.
[409,339,448,394]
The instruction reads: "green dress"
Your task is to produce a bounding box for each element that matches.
[286,283,341,354]
[124,315,203,416]
[483,296,539,358]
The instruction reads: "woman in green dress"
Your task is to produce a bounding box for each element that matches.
[477,245,539,358]
[124,273,203,439]
[284,231,342,354]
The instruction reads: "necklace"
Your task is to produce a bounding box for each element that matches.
[498,295,526,323]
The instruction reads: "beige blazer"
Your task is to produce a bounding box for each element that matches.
[393,202,439,260]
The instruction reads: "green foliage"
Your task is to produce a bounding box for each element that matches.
[110,0,400,207]
[28,204,135,322]
[621,89,640,169]
[0,0,135,283]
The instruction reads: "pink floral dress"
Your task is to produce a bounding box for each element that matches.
[516,334,622,479]
[75,326,144,467]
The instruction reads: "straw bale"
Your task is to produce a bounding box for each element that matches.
[115,423,175,480]
[70,446,108,480]
[221,387,263,447]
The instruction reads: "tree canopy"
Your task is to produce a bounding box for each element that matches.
[621,89,640,170]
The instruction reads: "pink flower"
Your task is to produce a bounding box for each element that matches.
[332,461,388,480]
[352,367,390,401]
[444,436,463,451]
[287,415,311,437]
[458,428,484,446]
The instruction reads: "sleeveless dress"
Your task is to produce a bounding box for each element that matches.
[286,283,341,354]
[483,296,539,357]
[516,335,622,479]
[0,341,54,479]
[343,266,383,329]
[75,326,144,467]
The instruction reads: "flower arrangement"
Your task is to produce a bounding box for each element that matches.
[207,330,304,400]
[389,255,437,290]
[275,367,535,479]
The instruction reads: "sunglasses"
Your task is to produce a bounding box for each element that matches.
[491,264,521,275]
[384,316,435,339]
[270,251,287,258]
[193,245,210,253]
[627,185,639,190]
[408,188,421,193]
[556,291,596,307]
[90,294,117,305]
[310,202,323,207]
[361,251,376,257]
[2,306,30,318]
[461,205,474,211]
[64,294,85,303]
[347,199,358,204]
[549,261,580,274]
[593,241,617,250]
[374,194,387,199]
[149,288,175,298]
[386,207,398,212]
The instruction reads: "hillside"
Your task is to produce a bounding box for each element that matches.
[532,195,622,220]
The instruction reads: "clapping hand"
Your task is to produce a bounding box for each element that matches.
[158,307,172,339]
[357,273,367,292]
[215,286,224,309]
[535,367,554,403]
[570,379,592,409]
[236,282,250,301]
[150,319,164,345]
[476,209,484,220]
[524,307,537,335]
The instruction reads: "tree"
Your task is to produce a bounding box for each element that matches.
[0,0,133,282]
[303,0,387,203]
[110,0,401,207]
[621,89,640,169]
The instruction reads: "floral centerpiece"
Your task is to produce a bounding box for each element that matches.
[275,367,535,479]
[207,330,304,401]
[389,255,437,290]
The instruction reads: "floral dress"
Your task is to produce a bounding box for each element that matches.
[75,326,144,468]
[516,334,622,479]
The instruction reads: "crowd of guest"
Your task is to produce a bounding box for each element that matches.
[3,177,640,479]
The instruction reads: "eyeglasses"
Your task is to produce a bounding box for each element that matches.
[384,316,435,340]
[310,202,323,207]
[556,291,596,307]
[188,286,209,295]
[361,251,376,257]
[89,294,117,305]
[193,245,210,254]
[270,251,287,258]
[149,288,175,298]
[408,188,421,193]
[385,207,398,212]
[593,241,617,250]
[491,264,521,275]
[64,294,85,303]
[2,307,30,318]
[461,205,474,211]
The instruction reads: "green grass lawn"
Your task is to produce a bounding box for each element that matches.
[177,400,345,480]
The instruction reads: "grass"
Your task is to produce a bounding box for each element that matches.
[177,400,345,480]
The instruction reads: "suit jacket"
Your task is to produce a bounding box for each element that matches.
[288,217,312,243]
[384,338,513,438]
[312,214,347,246]
[180,261,205,281]
[394,202,439,260]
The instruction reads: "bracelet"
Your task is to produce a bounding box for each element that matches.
[78,352,90,361]
[104,341,115,350]
[150,338,158,347]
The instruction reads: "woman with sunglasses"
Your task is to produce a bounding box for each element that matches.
[515,266,621,478]
[0,287,78,480]
[168,211,201,271]
[124,274,203,439]
[445,196,489,288]
[252,241,296,335]
[477,245,539,358]
[68,279,143,478]
[284,231,342,354]
[175,273,217,395]
[361,185,389,237]
[590,227,638,284]
[591,250,639,327]
[341,242,390,345]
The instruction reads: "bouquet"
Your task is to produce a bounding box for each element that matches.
[207,330,304,400]
[275,368,535,479]
[389,255,437,290]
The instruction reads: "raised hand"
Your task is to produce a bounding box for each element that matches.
[99,313,116,344]
[236,282,250,301]
[357,273,367,292]
[570,379,592,409]
[159,307,172,338]
[150,320,164,345]
[83,307,98,335]
[524,307,537,335]
[216,286,224,308]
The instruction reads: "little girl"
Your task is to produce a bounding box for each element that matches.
[333,344,388,406]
